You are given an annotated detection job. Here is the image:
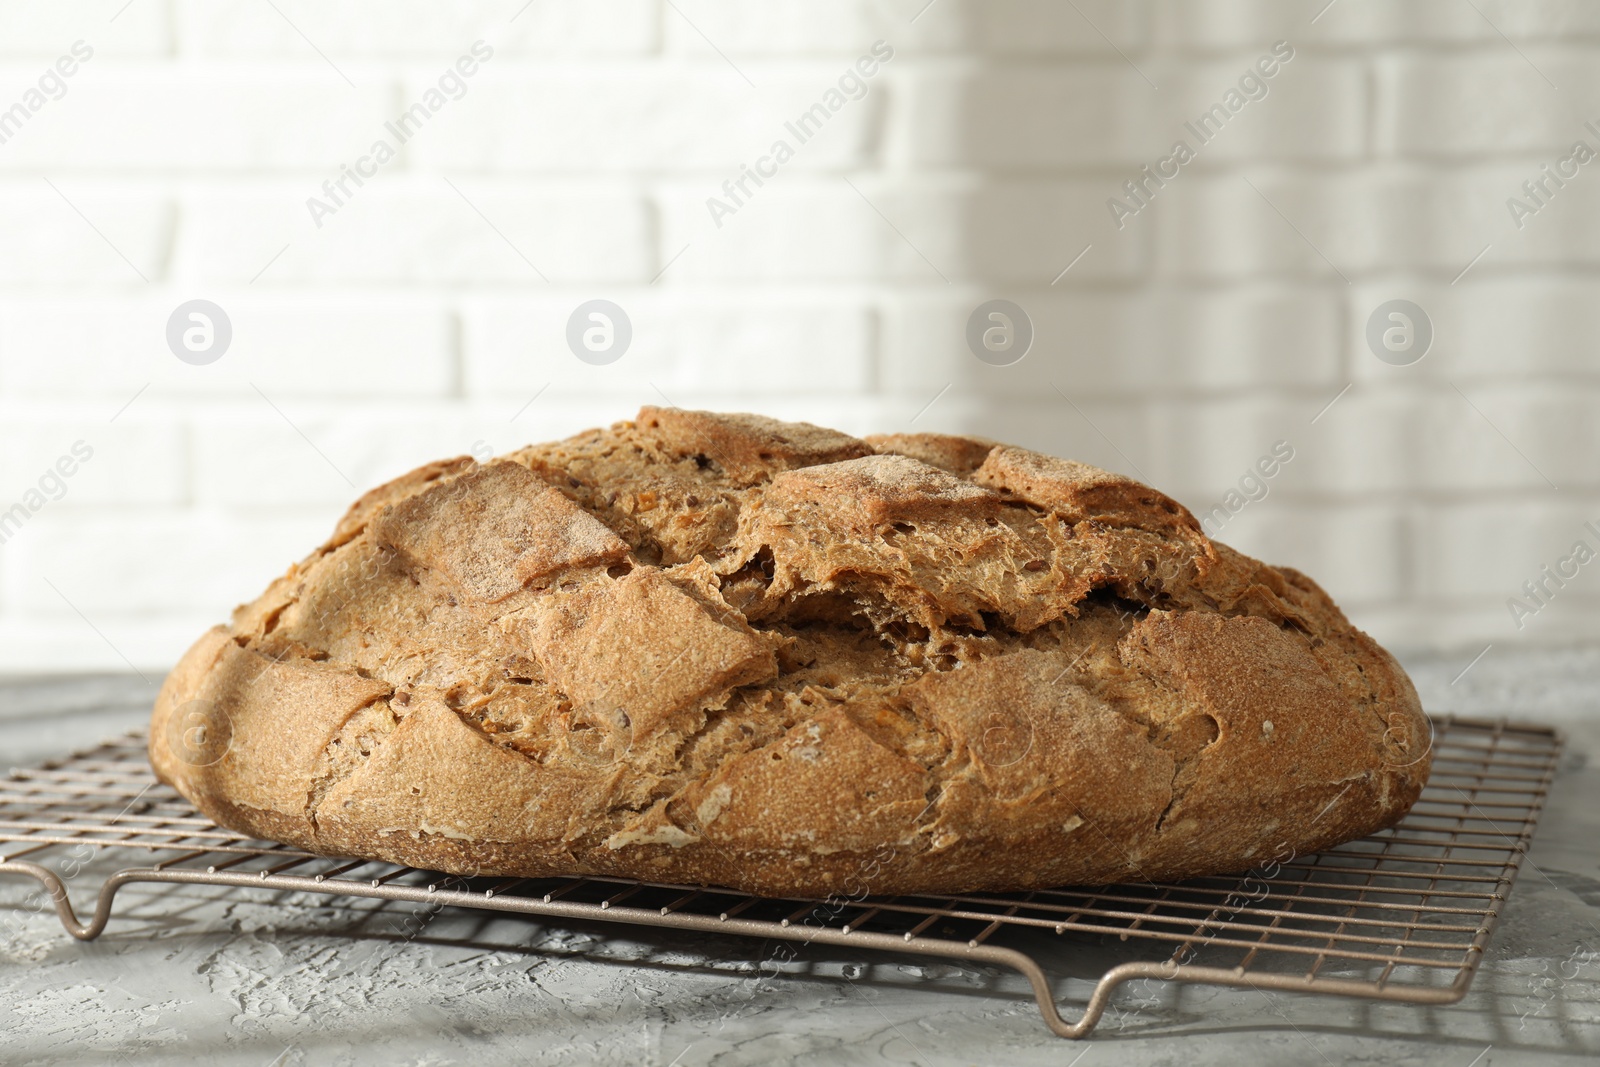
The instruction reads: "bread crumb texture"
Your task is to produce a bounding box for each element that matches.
[150,408,1431,895]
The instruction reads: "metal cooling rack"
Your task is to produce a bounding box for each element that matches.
[0,716,1562,1039]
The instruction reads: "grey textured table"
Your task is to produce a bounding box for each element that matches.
[2,651,1599,1066]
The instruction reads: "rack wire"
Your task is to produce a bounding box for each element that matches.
[0,716,1562,1039]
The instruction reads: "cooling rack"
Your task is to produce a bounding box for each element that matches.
[0,716,1561,1039]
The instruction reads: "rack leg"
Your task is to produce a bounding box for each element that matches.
[0,860,116,940]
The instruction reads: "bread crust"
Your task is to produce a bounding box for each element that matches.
[150,409,1430,896]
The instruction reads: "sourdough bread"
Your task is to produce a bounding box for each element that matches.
[150,409,1430,896]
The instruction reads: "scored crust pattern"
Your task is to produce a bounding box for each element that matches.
[150,408,1431,896]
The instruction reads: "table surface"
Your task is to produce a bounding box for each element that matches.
[2,650,1599,1067]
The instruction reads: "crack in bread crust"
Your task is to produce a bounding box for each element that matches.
[149,410,1432,896]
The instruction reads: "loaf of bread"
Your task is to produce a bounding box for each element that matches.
[150,408,1430,896]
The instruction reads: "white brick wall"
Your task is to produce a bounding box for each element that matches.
[0,0,1594,671]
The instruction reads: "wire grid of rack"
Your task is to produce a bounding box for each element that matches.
[0,715,1562,1039]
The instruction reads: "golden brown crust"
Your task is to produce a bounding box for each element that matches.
[973,444,1203,534]
[151,408,1430,896]
[865,432,998,475]
[636,405,872,485]
[373,461,631,603]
